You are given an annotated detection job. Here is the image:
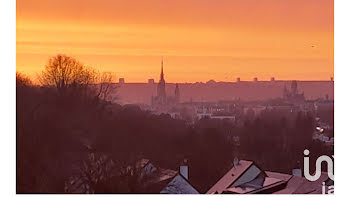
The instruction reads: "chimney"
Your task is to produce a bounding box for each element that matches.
[180,159,189,180]
[233,157,239,166]
[292,169,302,177]
[292,161,302,177]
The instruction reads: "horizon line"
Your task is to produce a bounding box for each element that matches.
[116,79,334,84]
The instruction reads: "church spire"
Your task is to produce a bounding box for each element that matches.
[160,58,164,80]
[156,57,166,104]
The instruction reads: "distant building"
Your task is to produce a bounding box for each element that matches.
[283,80,305,103]
[119,78,125,84]
[157,59,166,104]
[206,79,216,84]
[175,83,180,103]
[151,59,167,106]
[314,100,334,111]
[148,79,155,84]
[236,77,241,83]
[243,105,266,117]
[151,59,181,108]
[116,80,333,105]
[271,77,275,82]
[253,77,258,82]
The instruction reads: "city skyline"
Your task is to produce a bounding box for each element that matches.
[17,0,333,82]
[117,60,334,84]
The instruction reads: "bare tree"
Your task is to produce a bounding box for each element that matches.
[95,72,118,102]
[64,152,142,193]
[38,54,96,93]
[38,54,119,103]
[16,72,32,87]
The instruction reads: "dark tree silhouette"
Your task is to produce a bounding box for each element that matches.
[94,71,118,102]
[16,72,32,87]
[38,54,96,94]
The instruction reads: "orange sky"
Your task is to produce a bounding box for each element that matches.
[16,0,333,83]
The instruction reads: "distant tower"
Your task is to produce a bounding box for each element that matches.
[119,78,125,84]
[253,77,258,82]
[157,59,166,104]
[271,77,275,82]
[236,77,241,83]
[291,80,298,95]
[175,83,180,103]
[148,78,155,84]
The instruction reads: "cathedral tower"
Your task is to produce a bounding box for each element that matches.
[157,59,166,104]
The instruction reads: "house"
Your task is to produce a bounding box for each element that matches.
[135,158,157,178]
[206,160,332,194]
[270,171,332,194]
[206,160,288,194]
[140,160,200,194]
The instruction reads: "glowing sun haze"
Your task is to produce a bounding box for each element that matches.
[16,0,333,83]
